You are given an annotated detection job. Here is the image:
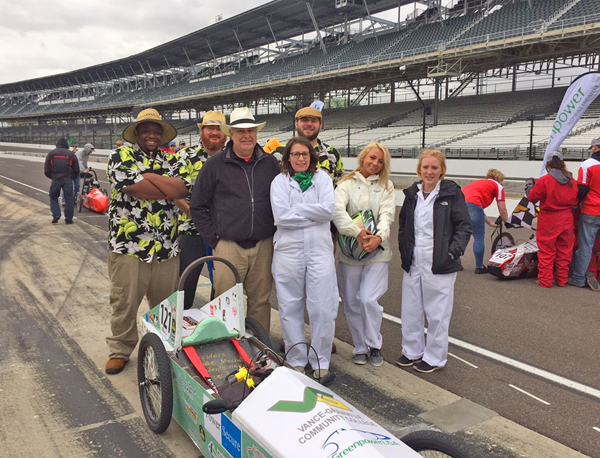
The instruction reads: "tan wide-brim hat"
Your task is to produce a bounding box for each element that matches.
[122,108,177,146]
[197,111,227,129]
[221,107,266,136]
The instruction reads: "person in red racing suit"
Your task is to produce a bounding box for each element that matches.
[528,152,578,288]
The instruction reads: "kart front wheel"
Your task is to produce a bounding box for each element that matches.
[245,317,271,348]
[401,430,470,458]
[77,194,83,212]
[138,333,173,433]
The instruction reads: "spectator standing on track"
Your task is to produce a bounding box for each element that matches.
[397,149,471,373]
[294,107,344,185]
[175,111,227,309]
[74,143,94,197]
[569,137,600,289]
[105,108,190,375]
[271,137,337,379]
[44,138,80,224]
[333,143,395,367]
[528,152,578,288]
[190,107,280,333]
[462,169,508,274]
[177,140,186,152]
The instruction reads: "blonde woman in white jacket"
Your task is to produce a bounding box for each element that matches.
[333,143,395,366]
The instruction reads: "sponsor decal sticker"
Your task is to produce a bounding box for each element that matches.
[269,387,351,413]
[221,414,242,458]
[185,401,198,423]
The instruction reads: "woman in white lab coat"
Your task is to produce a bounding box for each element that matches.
[397,149,472,373]
[270,137,337,380]
[333,143,395,367]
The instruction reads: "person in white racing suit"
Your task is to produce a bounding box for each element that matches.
[270,137,338,379]
[333,143,396,367]
[397,149,472,373]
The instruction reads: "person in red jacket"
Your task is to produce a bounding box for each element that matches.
[528,152,578,288]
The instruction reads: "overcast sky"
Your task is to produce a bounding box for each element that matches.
[0,0,268,84]
[0,0,426,86]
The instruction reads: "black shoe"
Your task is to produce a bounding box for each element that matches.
[475,266,488,274]
[65,220,73,225]
[396,355,422,367]
[414,360,442,373]
[567,277,585,288]
[586,272,600,292]
[52,217,60,224]
[369,348,383,367]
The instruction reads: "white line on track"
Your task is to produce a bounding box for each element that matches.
[383,311,600,401]
[0,174,47,193]
[509,384,550,405]
[448,352,478,368]
[593,427,600,433]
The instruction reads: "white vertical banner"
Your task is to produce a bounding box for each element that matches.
[541,72,600,175]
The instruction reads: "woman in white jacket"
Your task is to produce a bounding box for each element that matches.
[270,137,338,380]
[333,143,395,366]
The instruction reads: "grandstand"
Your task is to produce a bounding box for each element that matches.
[1,0,599,160]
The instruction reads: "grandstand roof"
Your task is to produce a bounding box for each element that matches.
[0,0,407,95]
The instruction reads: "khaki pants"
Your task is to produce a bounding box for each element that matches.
[213,238,273,333]
[106,252,179,360]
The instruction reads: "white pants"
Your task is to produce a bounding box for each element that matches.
[273,234,338,370]
[338,262,388,355]
[401,266,456,368]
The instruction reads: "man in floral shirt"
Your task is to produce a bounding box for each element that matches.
[105,108,189,375]
[175,111,227,309]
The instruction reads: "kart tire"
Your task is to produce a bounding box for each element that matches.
[138,333,173,433]
[401,430,470,458]
[77,194,83,213]
[245,317,271,348]
[491,232,515,255]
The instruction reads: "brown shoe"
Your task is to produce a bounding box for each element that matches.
[105,358,126,374]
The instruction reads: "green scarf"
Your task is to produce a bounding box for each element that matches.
[292,171,313,192]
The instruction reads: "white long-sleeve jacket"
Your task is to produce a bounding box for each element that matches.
[333,172,395,265]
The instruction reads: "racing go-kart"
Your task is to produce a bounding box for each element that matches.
[137,257,469,457]
[76,168,109,213]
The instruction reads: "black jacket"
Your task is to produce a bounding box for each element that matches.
[190,141,280,249]
[398,180,472,274]
[44,138,80,180]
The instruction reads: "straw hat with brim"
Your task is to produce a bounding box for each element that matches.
[221,107,266,136]
[122,108,177,145]
[198,111,227,129]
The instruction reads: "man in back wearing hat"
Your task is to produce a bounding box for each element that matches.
[174,111,227,309]
[569,137,600,288]
[105,108,191,375]
[191,107,280,333]
[44,137,80,224]
[74,143,95,197]
[295,106,344,185]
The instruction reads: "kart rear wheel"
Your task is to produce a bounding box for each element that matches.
[77,194,83,212]
[401,430,470,458]
[138,333,173,433]
[491,232,515,255]
[245,317,271,348]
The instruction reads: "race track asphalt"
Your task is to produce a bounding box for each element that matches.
[0,149,597,457]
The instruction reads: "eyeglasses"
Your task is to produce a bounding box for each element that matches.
[290,152,310,159]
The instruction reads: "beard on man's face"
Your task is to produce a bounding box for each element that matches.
[201,132,226,152]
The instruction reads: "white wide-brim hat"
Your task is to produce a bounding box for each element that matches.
[221,107,266,136]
